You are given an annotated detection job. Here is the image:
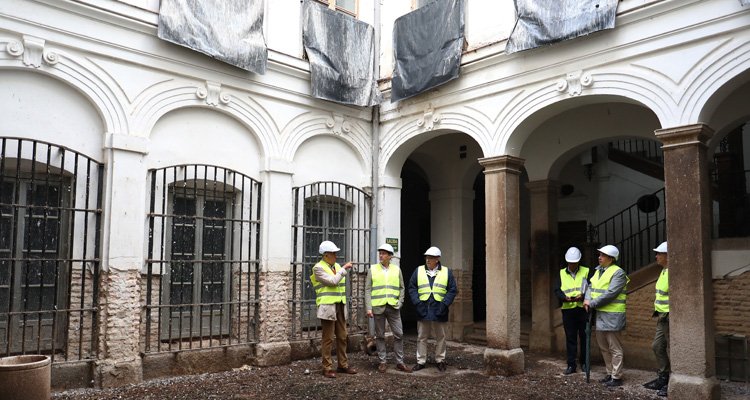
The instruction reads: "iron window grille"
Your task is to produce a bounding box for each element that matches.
[143,165,261,354]
[0,138,102,364]
[290,182,371,339]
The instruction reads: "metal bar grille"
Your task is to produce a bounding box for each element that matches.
[143,165,261,354]
[290,182,371,339]
[588,188,666,274]
[0,137,102,364]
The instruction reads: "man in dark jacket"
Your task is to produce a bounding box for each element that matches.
[408,246,458,372]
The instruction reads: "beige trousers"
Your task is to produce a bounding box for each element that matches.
[596,330,624,379]
[416,320,447,364]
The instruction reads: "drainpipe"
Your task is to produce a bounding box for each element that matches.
[370,0,381,263]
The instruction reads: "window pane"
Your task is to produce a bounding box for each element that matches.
[169,261,193,310]
[337,0,356,13]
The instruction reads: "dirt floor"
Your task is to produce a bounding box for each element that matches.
[54,337,749,400]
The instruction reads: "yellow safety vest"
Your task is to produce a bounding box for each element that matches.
[590,265,629,313]
[417,265,449,301]
[560,266,589,309]
[370,263,401,307]
[654,268,669,313]
[310,260,346,306]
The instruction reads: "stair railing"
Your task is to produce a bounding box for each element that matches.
[609,140,664,164]
[587,188,666,274]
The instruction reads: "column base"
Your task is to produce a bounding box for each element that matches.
[484,347,524,376]
[254,342,291,367]
[96,359,142,388]
[669,373,720,400]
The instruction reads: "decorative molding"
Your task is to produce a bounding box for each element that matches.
[21,36,47,68]
[6,40,23,57]
[555,70,594,97]
[325,113,351,135]
[416,103,441,131]
[196,81,230,106]
[43,49,60,65]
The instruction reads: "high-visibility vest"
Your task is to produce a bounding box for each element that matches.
[370,263,401,307]
[654,268,669,313]
[310,260,346,306]
[560,266,589,309]
[590,265,629,313]
[417,265,449,301]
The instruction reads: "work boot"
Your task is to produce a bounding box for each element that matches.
[599,374,612,383]
[412,363,426,371]
[657,384,668,397]
[643,373,669,390]
[605,378,623,387]
[437,362,447,372]
[564,366,576,375]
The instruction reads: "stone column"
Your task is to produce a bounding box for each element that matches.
[97,134,149,387]
[655,124,719,399]
[255,159,294,365]
[429,188,475,340]
[526,180,559,353]
[378,175,402,254]
[478,155,525,376]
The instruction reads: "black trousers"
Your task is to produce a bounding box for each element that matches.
[562,307,588,368]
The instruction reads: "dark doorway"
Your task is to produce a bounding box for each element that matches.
[400,160,431,332]
[472,172,486,322]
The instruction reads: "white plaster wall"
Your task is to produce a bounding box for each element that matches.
[148,108,263,177]
[0,70,104,160]
[291,135,367,187]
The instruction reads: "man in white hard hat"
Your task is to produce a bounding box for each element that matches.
[408,246,458,372]
[584,244,630,387]
[554,247,591,375]
[643,241,670,397]
[365,243,411,373]
[310,240,357,378]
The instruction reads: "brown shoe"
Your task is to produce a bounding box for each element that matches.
[323,370,336,378]
[377,363,387,373]
[396,363,412,373]
[336,366,358,374]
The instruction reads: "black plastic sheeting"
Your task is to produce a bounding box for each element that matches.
[158,0,267,74]
[506,0,619,54]
[302,0,382,106]
[391,0,464,103]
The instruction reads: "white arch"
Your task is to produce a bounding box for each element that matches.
[0,37,129,136]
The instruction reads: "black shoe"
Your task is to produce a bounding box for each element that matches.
[643,374,669,390]
[437,362,447,372]
[600,374,612,383]
[605,378,623,387]
[564,366,576,375]
[412,363,426,371]
[657,384,668,397]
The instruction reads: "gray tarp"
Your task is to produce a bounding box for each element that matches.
[158,0,267,74]
[391,0,464,103]
[302,0,381,106]
[506,0,619,54]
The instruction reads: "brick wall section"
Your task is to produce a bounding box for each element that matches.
[258,271,291,342]
[713,270,750,337]
[97,268,142,387]
[66,267,96,361]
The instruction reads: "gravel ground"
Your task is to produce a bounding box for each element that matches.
[54,337,749,400]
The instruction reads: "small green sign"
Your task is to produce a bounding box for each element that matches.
[385,238,399,252]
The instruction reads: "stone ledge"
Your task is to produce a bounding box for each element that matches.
[484,347,524,376]
[255,342,292,367]
[669,373,720,400]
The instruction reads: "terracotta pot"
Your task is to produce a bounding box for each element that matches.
[0,355,51,400]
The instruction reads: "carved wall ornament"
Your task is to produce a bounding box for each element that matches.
[325,113,351,135]
[555,70,594,96]
[6,40,23,57]
[22,36,45,68]
[417,103,441,131]
[196,81,230,106]
[43,49,60,65]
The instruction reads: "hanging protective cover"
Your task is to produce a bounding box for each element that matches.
[391,0,464,102]
[741,0,749,7]
[158,0,268,74]
[302,0,382,106]
[506,0,619,54]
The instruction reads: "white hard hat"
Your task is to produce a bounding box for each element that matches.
[319,240,340,255]
[597,245,620,260]
[564,247,582,263]
[378,243,395,254]
[653,241,668,253]
[424,246,441,257]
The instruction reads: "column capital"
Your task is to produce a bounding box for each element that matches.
[478,155,525,175]
[525,179,560,193]
[655,123,714,150]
